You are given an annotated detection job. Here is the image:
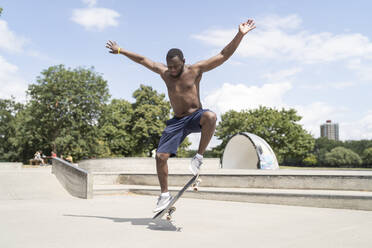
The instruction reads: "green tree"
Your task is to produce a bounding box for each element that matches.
[176,139,192,157]
[131,85,171,156]
[314,137,343,165]
[130,84,191,157]
[324,147,362,167]
[99,99,135,156]
[0,7,3,16]
[362,147,372,166]
[23,65,110,161]
[182,149,219,158]
[11,106,36,163]
[302,154,317,166]
[214,106,315,164]
[0,98,24,161]
[343,140,372,157]
[313,138,372,166]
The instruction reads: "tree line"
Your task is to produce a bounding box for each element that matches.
[1,65,371,167]
[309,138,372,168]
[0,65,189,163]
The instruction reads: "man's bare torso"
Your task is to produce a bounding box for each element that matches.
[161,65,202,118]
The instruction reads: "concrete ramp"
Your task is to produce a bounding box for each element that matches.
[0,168,74,200]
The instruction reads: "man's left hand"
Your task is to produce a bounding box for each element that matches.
[239,19,256,35]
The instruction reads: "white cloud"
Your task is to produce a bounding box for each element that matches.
[259,14,302,30]
[197,80,370,149]
[204,82,292,115]
[329,82,356,89]
[348,59,372,81]
[0,56,27,101]
[300,81,356,90]
[262,67,302,82]
[295,102,344,137]
[82,0,97,7]
[0,20,53,102]
[192,14,372,64]
[203,83,371,141]
[276,101,372,141]
[0,20,27,53]
[26,50,58,63]
[190,14,372,146]
[195,82,291,149]
[71,7,120,31]
[202,82,352,140]
[202,82,333,138]
[0,19,55,63]
[342,111,372,140]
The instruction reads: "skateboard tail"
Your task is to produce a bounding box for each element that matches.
[152,175,198,220]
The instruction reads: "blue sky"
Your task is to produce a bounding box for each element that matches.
[1,0,372,149]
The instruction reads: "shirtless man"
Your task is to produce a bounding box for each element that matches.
[106,19,255,212]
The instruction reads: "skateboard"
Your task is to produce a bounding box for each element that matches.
[153,174,202,221]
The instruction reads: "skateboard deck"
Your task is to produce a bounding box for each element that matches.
[153,174,201,220]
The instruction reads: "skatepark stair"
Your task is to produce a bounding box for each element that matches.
[91,170,372,211]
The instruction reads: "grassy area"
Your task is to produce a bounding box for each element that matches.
[280,165,372,171]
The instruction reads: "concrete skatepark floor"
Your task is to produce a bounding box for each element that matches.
[1,168,372,248]
[2,194,372,248]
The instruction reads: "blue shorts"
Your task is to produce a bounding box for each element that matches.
[157,108,211,157]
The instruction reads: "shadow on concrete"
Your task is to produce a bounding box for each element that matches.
[64,214,182,232]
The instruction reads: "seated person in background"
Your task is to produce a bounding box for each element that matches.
[34,151,45,165]
[51,151,57,158]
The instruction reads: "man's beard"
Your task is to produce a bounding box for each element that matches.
[170,67,184,78]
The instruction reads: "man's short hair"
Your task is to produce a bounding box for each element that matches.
[166,48,184,61]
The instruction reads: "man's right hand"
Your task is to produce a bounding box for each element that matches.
[106,40,120,54]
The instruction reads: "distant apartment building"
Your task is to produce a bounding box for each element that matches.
[320,120,339,141]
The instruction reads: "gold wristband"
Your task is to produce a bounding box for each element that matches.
[117,47,121,54]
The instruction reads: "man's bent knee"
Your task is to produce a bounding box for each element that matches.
[156,153,170,164]
[201,111,217,126]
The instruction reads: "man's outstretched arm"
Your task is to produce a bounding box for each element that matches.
[191,19,256,74]
[106,41,167,74]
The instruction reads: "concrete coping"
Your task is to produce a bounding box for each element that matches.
[91,169,372,177]
[94,184,372,197]
[54,158,89,174]
[79,157,220,161]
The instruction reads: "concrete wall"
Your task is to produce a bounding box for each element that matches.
[78,157,221,173]
[52,158,92,199]
[92,171,372,191]
[0,162,22,170]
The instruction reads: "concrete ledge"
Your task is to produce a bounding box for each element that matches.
[94,185,372,211]
[52,158,92,199]
[0,162,22,170]
[78,157,220,172]
[92,171,372,191]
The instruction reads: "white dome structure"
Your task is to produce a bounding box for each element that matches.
[222,132,279,170]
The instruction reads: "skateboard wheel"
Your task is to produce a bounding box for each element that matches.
[166,207,176,221]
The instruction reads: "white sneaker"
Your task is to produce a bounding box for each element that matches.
[189,155,203,176]
[153,194,173,213]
